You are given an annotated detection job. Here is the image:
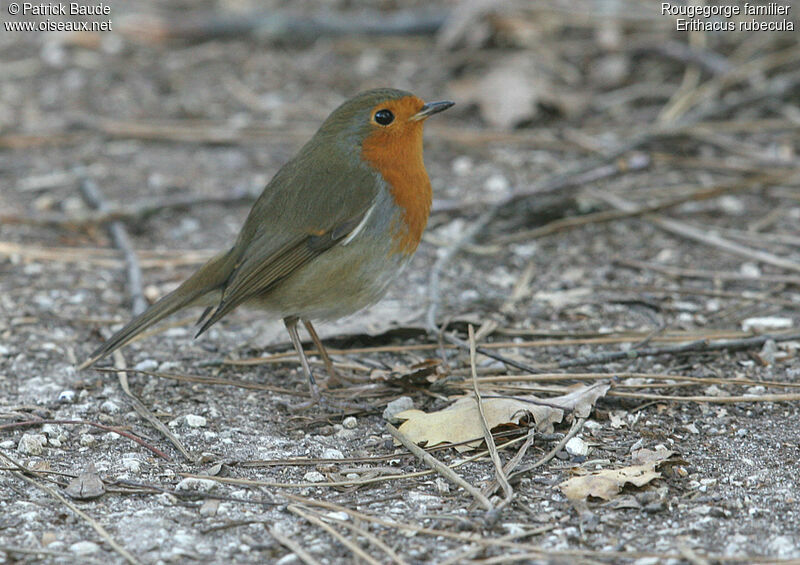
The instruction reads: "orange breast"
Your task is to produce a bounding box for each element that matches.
[361,96,432,255]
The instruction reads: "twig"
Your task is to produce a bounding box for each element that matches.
[112,351,196,462]
[0,419,169,460]
[386,423,493,511]
[469,326,513,513]
[614,258,800,286]
[0,192,253,230]
[426,206,499,333]
[288,505,382,565]
[441,331,544,374]
[77,170,148,315]
[1,453,142,565]
[508,417,587,481]
[494,172,789,245]
[551,331,800,370]
[119,8,447,44]
[267,527,322,565]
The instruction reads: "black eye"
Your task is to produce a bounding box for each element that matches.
[374,109,394,126]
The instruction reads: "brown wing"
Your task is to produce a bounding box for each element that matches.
[194,213,366,336]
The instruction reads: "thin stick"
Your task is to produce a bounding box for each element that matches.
[267,527,322,565]
[1,454,142,565]
[112,351,196,462]
[0,419,169,460]
[509,417,587,481]
[289,505,382,565]
[469,325,513,508]
[78,171,148,315]
[614,257,800,286]
[386,423,493,511]
[596,191,800,274]
[551,331,800,370]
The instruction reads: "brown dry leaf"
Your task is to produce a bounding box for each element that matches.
[65,462,105,500]
[559,448,673,501]
[395,383,608,452]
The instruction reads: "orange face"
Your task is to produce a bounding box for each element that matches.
[361,96,432,255]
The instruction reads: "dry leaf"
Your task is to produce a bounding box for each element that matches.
[395,383,608,452]
[559,448,673,501]
[559,464,661,501]
[451,56,540,130]
[65,463,105,500]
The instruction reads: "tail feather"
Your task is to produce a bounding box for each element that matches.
[78,250,234,369]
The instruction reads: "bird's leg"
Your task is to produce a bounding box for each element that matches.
[281,316,370,412]
[283,316,322,409]
[302,319,340,386]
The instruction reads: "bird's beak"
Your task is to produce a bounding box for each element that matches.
[411,100,455,121]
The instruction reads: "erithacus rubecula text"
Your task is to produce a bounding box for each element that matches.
[79,88,454,407]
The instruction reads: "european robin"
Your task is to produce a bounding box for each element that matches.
[79,88,454,407]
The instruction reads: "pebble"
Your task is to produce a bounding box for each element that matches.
[69,541,100,555]
[321,448,344,460]
[80,434,97,447]
[276,553,301,565]
[451,155,473,176]
[342,416,358,429]
[122,457,142,474]
[741,316,792,332]
[18,433,46,455]
[100,400,120,414]
[134,359,159,372]
[303,471,326,483]
[185,414,207,428]
[175,478,217,492]
[565,437,589,457]
[484,173,510,194]
[383,396,414,422]
[58,389,76,403]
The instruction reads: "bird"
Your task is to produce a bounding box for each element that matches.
[79,87,454,408]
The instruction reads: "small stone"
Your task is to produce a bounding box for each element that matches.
[199,499,220,517]
[276,553,301,565]
[122,457,141,474]
[565,437,589,456]
[451,156,473,176]
[58,390,76,403]
[133,359,159,372]
[185,414,207,428]
[740,262,761,278]
[484,173,510,194]
[342,416,357,429]
[383,396,414,422]
[0,440,14,449]
[100,400,120,414]
[742,317,792,332]
[69,541,100,555]
[79,434,96,447]
[303,471,326,483]
[435,478,450,495]
[321,448,344,460]
[325,511,350,522]
[175,478,217,492]
[18,433,46,455]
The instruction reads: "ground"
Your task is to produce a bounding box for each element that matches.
[2,2,800,564]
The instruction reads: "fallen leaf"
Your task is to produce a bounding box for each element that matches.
[559,448,673,501]
[395,383,608,452]
[449,54,541,130]
[65,463,105,500]
[559,464,661,501]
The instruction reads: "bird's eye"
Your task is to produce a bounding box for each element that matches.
[374,109,394,126]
